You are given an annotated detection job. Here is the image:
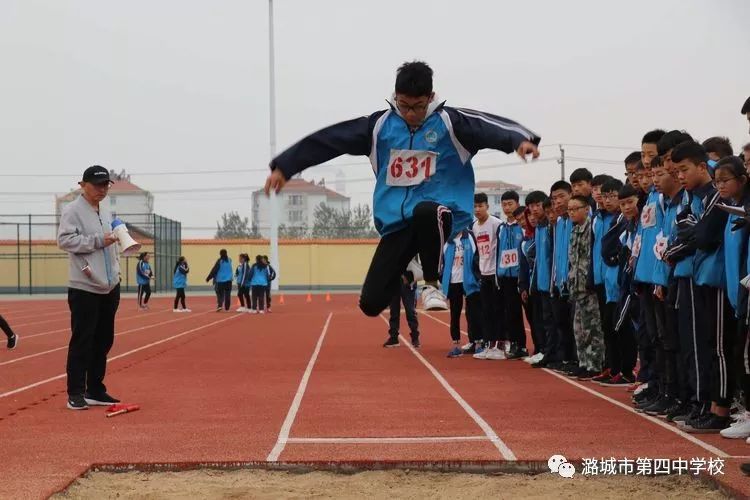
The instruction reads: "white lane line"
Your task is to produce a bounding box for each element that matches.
[287,436,489,444]
[0,314,240,399]
[266,312,333,462]
[0,311,211,367]
[379,315,516,460]
[544,369,729,458]
[419,312,730,459]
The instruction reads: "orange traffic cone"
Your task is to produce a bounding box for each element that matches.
[279,295,285,305]
[306,293,312,303]
[325,293,331,302]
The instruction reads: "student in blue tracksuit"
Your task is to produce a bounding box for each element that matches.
[264,61,540,319]
[262,256,277,313]
[590,173,614,383]
[715,157,750,439]
[496,190,526,359]
[248,255,271,313]
[172,256,190,312]
[530,194,556,368]
[517,205,543,357]
[550,181,577,373]
[664,141,731,433]
[235,254,251,312]
[598,178,638,386]
[442,230,482,357]
[136,252,153,310]
[641,156,685,416]
[631,130,668,397]
[206,249,233,311]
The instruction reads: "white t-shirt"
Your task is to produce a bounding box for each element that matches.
[450,236,464,284]
[472,215,502,276]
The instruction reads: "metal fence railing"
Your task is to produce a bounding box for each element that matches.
[0,213,181,294]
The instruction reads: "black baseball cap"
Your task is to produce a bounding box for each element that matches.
[81,165,112,185]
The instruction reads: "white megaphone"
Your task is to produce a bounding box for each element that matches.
[111,218,142,256]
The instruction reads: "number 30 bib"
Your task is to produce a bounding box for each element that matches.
[386,150,438,187]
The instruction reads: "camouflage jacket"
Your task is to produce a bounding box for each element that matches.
[568,216,594,297]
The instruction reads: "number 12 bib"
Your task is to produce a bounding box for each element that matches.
[386,150,438,187]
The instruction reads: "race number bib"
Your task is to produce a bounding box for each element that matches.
[386,150,438,187]
[632,234,642,258]
[641,203,657,228]
[499,249,519,269]
[476,233,492,257]
[653,231,669,260]
[453,244,464,272]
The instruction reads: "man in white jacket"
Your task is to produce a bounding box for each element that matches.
[57,166,122,410]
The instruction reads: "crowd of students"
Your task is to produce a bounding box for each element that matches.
[438,98,750,446]
[128,249,277,314]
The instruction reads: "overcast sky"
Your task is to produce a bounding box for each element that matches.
[1,0,748,237]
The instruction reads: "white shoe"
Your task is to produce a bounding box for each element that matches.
[182,308,191,313]
[461,341,474,352]
[633,382,649,396]
[259,310,265,315]
[721,413,750,439]
[485,347,507,360]
[421,285,448,311]
[526,352,544,364]
[236,307,247,313]
[173,309,181,313]
[248,309,258,315]
[473,347,489,359]
[503,341,512,354]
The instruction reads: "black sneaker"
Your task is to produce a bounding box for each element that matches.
[644,395,677,417]
[67,395,89,410]
[684,414,731,434]
[669,402,696,423]
[7,334,18,350]
[662,399,686,421]
[84,392,120,406]
[633,385,658,404]
[531,358,551,369]
[635,392,662,412]
[383,336,400,348]
[410,334,420,349]
[599,374,634,387]
[676,403,710,425]
[506,346,527,360]
[577,369,599,381]
[566,366,585,378]
[545,361,566,371]
[741,463,750,476]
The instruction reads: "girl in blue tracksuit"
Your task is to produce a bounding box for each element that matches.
[263,255,277,312]
[206,249,234,311]
[172,256,190,312]
[441,230,482,357]
[136,252,153,310]
[248,255,271,313]
[716,157,750,431]
[235,254,251,312]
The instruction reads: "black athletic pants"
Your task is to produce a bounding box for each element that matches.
[479,276,501,344]
[677,278,712,404]
[595,285,611,370]
[498,277,524,348]
[389,282,419,337]
[0,314,16,339]
[447,284,482,342]
[540,293,557,359]
[137,283,151,307]
[66,285,120,397]
[174,288,186,310]
[238,286,251,308]
[251,285,266,311]
[551,291,576,362]
[216,281,232,311]
[266,286,272,309]
[662,281,685,400]
[359,201,452,317]
[524,292,545,354]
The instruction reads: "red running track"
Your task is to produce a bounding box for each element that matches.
[0,294,747,498]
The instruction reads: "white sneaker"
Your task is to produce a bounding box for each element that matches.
[461,341,474,352]
[503,341,512,354]
[485,347,507,360]
[173,309,181,313]
[473,346,488,359]
[259,310,265,315]
[721,413,750,439]
[236,307,247,312]
[526,352,544,364]
[248,309,258,314]
[182,308,191,313]
[633,382,649,396]
[421,285,448,311]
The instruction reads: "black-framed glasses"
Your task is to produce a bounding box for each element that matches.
[396,101,429,114]
[567,205,588,213]
[715,176,738,186]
